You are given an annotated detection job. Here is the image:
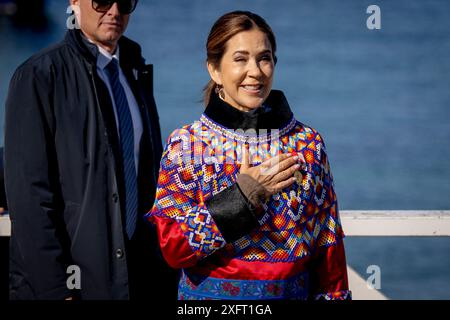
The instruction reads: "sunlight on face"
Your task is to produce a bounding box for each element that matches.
[72,0,130,52]
[208,29,275,112]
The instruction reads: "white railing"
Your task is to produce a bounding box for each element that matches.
[340,210,450,300]
[2,211,450,300]
[340,210,450,237]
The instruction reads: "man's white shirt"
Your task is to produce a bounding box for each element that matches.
[95,43,143,174]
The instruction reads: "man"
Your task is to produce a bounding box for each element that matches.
[4,0,178,300]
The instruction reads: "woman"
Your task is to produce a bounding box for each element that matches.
[146,11,351,300]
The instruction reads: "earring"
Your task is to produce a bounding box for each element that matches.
[215,85,225,99]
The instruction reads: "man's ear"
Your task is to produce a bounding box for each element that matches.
[207,62,222,86]
[69,0,81,26]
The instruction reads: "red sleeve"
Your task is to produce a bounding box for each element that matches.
[309,240,351,300]
[151,215,199,269]
[145,129,227,269]
[308,133,351,300]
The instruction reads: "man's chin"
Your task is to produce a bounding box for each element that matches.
[93,32,122,49]
[97,26,124,41]
[104,31,123,42]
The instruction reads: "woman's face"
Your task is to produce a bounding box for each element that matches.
[208,29,275,112]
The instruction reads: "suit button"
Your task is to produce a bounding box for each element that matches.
[112,193,119,203]
[116,248,124,259]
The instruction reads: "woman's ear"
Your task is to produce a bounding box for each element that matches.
[207,62,222,86]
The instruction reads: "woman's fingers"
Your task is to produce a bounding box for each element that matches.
[240,144,250,171]
[260,153,292,169]
[260,153,296,176]
[263,153,305,193]
[263,154,302,177]
[276,155,300,172]
[241,151,305,195]
[274,176,296,192]
[274,162,301,182]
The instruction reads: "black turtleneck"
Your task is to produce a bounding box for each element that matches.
[204,89,293,131]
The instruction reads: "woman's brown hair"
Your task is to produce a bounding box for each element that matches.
[203,11,278,106]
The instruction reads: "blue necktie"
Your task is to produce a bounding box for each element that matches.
[105,58,138,239]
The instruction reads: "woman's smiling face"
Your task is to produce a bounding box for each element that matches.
[208,28,275,112]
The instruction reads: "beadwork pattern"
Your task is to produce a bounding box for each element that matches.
[149,114,344,263]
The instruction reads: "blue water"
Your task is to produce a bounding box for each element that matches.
[1,0,449,299]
